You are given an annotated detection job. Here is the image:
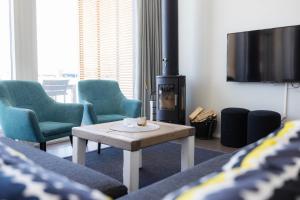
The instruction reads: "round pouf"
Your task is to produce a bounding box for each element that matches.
[247,110,281,144]
[221,108,249,148]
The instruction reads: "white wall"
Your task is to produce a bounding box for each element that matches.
[179,0,300,135]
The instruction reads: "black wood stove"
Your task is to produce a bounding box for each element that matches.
[156,0,186,124]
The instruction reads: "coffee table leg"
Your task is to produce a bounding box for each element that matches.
[123,150,139,192]
[72,136,87,165]
[181,136,195,171]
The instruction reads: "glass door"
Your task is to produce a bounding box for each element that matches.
[36,0,79,103]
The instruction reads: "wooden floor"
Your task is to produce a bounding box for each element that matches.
[47,137,238,158]
[195,138,238,153]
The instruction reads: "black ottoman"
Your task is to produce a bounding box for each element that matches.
[247,110,281,144]
[221,108,249,148]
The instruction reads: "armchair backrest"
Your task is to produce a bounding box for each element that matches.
[0,83,12,124]
[0,83,10,103]
[78,80,125,115]
[0,81,54,121]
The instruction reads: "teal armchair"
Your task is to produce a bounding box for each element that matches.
[0,81,83,151]
[78,80,142,153]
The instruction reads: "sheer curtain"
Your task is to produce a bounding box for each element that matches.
[135,0,162,117]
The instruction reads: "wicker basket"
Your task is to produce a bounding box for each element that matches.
[190,116,217,140]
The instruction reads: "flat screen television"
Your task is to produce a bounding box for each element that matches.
[227,25,300,82]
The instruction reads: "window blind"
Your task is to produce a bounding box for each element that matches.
[78,0,134,98]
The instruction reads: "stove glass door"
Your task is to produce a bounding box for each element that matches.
[158,84,176,110]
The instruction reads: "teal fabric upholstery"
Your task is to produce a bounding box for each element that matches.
[0,81,83,143]
[39,122,74,137]
[97,114,127,123]
[78,80,141,125]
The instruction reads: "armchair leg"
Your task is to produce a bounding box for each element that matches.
[98,143,101,154]
[69,135,73,146]
[40,142,46,151]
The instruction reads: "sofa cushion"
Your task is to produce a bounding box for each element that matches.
[0,137,128,198]
[97,114,126,123]
[164,121,300,200]
[39,121,74,137]
[118,153,233,200]
[0,140,108,200]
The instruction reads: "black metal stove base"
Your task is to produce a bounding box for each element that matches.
[156,75,186,125]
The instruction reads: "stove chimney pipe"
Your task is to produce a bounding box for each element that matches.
[162,0,179,76]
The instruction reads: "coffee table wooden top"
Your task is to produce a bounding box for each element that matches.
[72,121,195,151]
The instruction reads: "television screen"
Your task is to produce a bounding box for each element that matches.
[227,25,300,82]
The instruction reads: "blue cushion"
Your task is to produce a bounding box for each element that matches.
[97,114,126,123]
[164,121,300,200]
[39,121,74,137]
[0,141,109,200]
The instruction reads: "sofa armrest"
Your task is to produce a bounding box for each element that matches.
[121,99,142,118]
[1,105,44,142]
[51,103,84,126]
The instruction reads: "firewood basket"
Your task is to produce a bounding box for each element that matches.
[190,116,217,140]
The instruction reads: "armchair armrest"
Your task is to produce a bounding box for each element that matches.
[1,105,44,142]
[121,99,142,118]
[81,100,97,125]
[51,103,84,126]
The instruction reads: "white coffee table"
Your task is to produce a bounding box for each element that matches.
[72,121,195,192]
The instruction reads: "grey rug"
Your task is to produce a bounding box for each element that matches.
[66,142,223,188]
